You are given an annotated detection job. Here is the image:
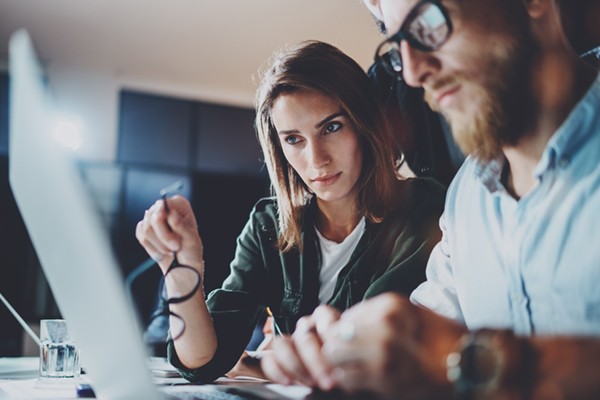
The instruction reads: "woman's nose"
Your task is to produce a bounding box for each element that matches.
[307,140,331,168]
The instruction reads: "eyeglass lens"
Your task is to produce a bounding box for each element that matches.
[376,1,450,74]
[169,313,185,341]
[161,264,201,304]
[407,2,449,49]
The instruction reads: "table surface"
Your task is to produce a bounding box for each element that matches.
[0,357,314,400]
[0,357,83,399]
[0,357,39,380]
[0,357,187,399]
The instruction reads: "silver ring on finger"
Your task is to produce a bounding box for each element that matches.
[338,321,356,341]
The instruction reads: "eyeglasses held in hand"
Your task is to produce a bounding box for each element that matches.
[149,181,201,342]
[374,0,453,76]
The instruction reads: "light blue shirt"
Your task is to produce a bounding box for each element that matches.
[411,74,600,336]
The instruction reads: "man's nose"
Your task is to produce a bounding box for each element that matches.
[400,41,440,87]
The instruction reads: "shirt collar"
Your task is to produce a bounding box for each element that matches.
[534,72,600,177]
[474,155,506,193]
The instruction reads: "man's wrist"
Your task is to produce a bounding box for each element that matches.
[446,329,535,399]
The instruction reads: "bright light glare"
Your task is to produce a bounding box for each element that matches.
[52,116,84,152]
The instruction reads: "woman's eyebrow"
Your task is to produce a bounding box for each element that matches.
[277,111,346,136]
[277,128,299,136]
[315,111,346,129]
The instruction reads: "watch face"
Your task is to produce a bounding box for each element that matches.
[447,332,504,393]
[461,342,501,385]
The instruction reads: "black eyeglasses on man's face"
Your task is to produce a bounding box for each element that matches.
[374,0,453,76]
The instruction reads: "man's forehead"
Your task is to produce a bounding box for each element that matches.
[379,0,422,35]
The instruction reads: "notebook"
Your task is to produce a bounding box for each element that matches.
[8,29,312,400]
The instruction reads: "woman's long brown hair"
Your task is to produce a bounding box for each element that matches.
[255,40,399,252]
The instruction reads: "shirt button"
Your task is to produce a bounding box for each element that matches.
[511,293,524,304]
[558,157,570,168]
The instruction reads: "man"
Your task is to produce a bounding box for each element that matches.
[366,5,466,188]
[367,37,465,187]
[261,0,600,398]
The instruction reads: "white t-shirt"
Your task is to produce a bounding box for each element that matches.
[315,217,366,304]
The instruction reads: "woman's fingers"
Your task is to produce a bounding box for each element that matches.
[148,201,181,252]
[136,211,171,258]
[292,317,334,390]
[261,335,314,387]
[260,307,342,391]
[136,196,203,265]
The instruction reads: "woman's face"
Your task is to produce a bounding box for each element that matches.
[271,89,363,207]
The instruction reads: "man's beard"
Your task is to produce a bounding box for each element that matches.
[425,33,537,163]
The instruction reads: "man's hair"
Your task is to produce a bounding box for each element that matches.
[255,40,399,252]
[363,0,387,34]
[374,16,387,35]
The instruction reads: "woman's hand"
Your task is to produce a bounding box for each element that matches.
[136,195,217,369]
[135,195,204,276]
[261,305,341,390]
[226,350,269,380]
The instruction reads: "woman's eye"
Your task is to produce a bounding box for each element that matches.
[324,121,342,134]
[285,135,301,145]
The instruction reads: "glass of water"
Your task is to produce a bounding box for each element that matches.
[39,319,80,380]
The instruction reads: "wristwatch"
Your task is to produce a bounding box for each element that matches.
[446,329,514,395]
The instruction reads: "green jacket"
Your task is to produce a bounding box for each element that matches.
[169,177,445,382]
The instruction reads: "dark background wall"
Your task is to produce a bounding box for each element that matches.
[0,74,270,355]
[115,89,270,330]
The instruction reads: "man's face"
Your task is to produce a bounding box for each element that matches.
[379,0,537,161]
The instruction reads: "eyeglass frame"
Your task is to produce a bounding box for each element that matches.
[374,0,453,76]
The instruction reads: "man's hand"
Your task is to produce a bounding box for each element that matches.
[321,293,466,399]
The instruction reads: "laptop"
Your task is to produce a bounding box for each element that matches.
[8,29,315,400]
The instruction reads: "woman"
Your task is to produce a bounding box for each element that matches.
[136,40,445,382]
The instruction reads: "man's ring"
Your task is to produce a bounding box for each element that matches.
[338,321,356,341]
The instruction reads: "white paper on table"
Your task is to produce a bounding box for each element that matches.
[0,377,87,399]
[0,357,39,380]
[264,384,312,399]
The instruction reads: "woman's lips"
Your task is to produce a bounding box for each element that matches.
[312,172,342,186]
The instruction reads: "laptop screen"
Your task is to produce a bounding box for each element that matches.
[8,29,316,400]
[9,29,162,400]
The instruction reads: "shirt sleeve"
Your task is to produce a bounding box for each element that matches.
[410,210,465,324]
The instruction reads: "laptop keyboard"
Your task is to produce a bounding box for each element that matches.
[163,387,264,400]
[166,390,250,400]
